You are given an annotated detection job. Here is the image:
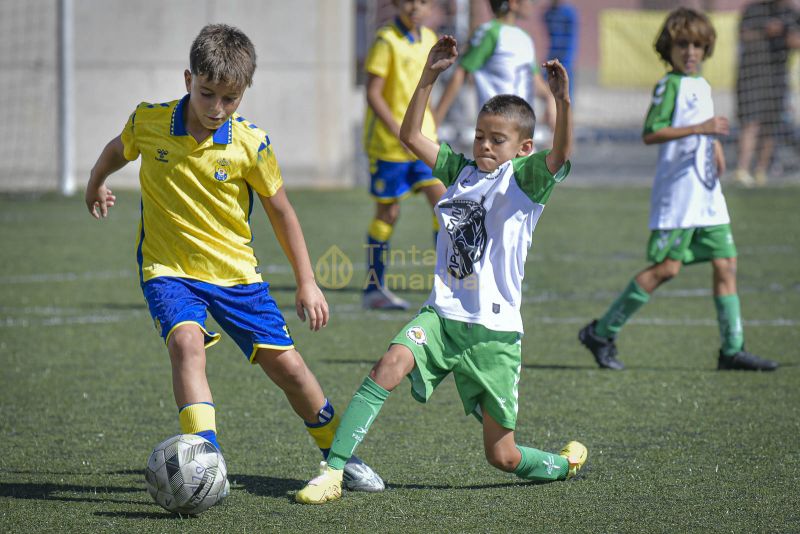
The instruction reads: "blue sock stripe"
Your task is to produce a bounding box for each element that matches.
[196,429,220,451]
[304,399,336,428]
[178,401,215,413]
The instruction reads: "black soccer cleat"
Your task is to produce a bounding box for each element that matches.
[717,349,778,371]
[579,320,624,370]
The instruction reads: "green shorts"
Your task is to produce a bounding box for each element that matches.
[646,224,737,265]
[390,306,522,430]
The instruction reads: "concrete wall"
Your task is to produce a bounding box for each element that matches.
[0,0,357,192]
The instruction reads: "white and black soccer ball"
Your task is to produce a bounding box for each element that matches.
[144,434,228,515]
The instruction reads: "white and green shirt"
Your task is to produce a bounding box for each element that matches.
[460,20,537,108]
[644,72,729,230]
[427,144,570,333]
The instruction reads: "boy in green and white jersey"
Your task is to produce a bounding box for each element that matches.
[295,35,586,505]
[435,0,555,135]
[579,8,778,372]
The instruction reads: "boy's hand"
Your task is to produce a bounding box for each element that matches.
[543,59,570,101]
[85,182,116,219]
[296,281,329,331]
[425,35,458,77]
[698,116,729,136]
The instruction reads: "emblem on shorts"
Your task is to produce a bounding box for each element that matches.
[406,326,427,345]
[492,303,500,314]
[283,325,291,338]
[153,317,161,333]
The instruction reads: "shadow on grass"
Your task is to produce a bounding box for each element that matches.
[390,480,550,490]
[0,481,141,505]
[229,473,302,501]
[94,510,185,520]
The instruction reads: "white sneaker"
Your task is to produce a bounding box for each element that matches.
[343,455,385,492]
[362,287,410,311]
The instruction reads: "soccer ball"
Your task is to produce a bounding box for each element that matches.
[144,434,228,515]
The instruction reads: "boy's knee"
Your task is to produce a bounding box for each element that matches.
[485,448,519,473]
[168,325,204,352]
[261,349,309,384]
[375,203,400,225]
[656,260,682,281]
[369,346,413,390]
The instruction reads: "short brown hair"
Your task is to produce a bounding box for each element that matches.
[654,8,716,65]
[189,24,257,87]
[479,94,536,139]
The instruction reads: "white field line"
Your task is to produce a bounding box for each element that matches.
[0,306,796,329]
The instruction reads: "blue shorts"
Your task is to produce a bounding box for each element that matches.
[369,158,439,202]
[142,277,294,363]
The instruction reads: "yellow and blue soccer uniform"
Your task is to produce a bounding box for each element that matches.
[121,95,294,361]
[363,18,440,201]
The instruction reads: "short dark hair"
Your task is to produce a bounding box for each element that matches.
[654,8,716,65]
[489,0,511,16]
[479,94,536,139]
[189,24,257,87]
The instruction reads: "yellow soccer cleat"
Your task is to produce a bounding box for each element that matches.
[295,461,344,504]
[559,441,588,479]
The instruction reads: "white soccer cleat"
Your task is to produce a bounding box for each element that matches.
[362,287,410,311]
[343,455,385,492]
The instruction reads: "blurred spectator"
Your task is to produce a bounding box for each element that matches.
[734,0,800,187]
[543,0,579,99]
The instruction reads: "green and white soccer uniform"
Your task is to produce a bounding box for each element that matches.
[427,144,570,333]
[644,72,730,230]
[392,306,522,428]
[460,20,537,108]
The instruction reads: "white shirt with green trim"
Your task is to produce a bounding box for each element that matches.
[644,72,729,230]
[460,20,536,109]
[426,144,570,333]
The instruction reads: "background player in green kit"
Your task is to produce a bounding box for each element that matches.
[578,8,778,372]
[295,35,586,505]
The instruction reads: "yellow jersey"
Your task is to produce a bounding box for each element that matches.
[363,18,438,162]
[120,96,283,286]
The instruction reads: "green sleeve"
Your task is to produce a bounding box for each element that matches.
[511,150,570,205]
[432,143,472,186]
[643,74,680,135]
[460,21,500,73]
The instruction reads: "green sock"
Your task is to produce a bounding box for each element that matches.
[715,294,744,356]
[513,445,569,482]
[596,279,651,338]
[327,376,389,470]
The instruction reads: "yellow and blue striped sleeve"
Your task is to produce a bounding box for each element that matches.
[120,107,140,161]
[246,135,283,197]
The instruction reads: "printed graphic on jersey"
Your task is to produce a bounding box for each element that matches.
[439,197,488,279]
[696,135,717,190]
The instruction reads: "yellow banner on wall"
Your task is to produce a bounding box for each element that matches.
[599,9,738,89]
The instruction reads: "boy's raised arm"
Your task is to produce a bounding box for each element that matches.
[399,35,458,169]
[543,60,572,174]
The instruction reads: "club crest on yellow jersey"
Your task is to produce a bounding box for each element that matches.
[214,158,230,182]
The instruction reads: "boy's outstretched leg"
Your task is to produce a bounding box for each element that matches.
[580,259,680,369]
[711,258,778,371]
[168,324,222,450]
[482,411,587,482]
[254,348,385,493]
[295,344,413,504]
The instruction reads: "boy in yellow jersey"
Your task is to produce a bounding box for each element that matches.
[362,0,446,311]
[84,24,384,498]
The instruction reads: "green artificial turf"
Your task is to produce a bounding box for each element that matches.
[0,186,798,532]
